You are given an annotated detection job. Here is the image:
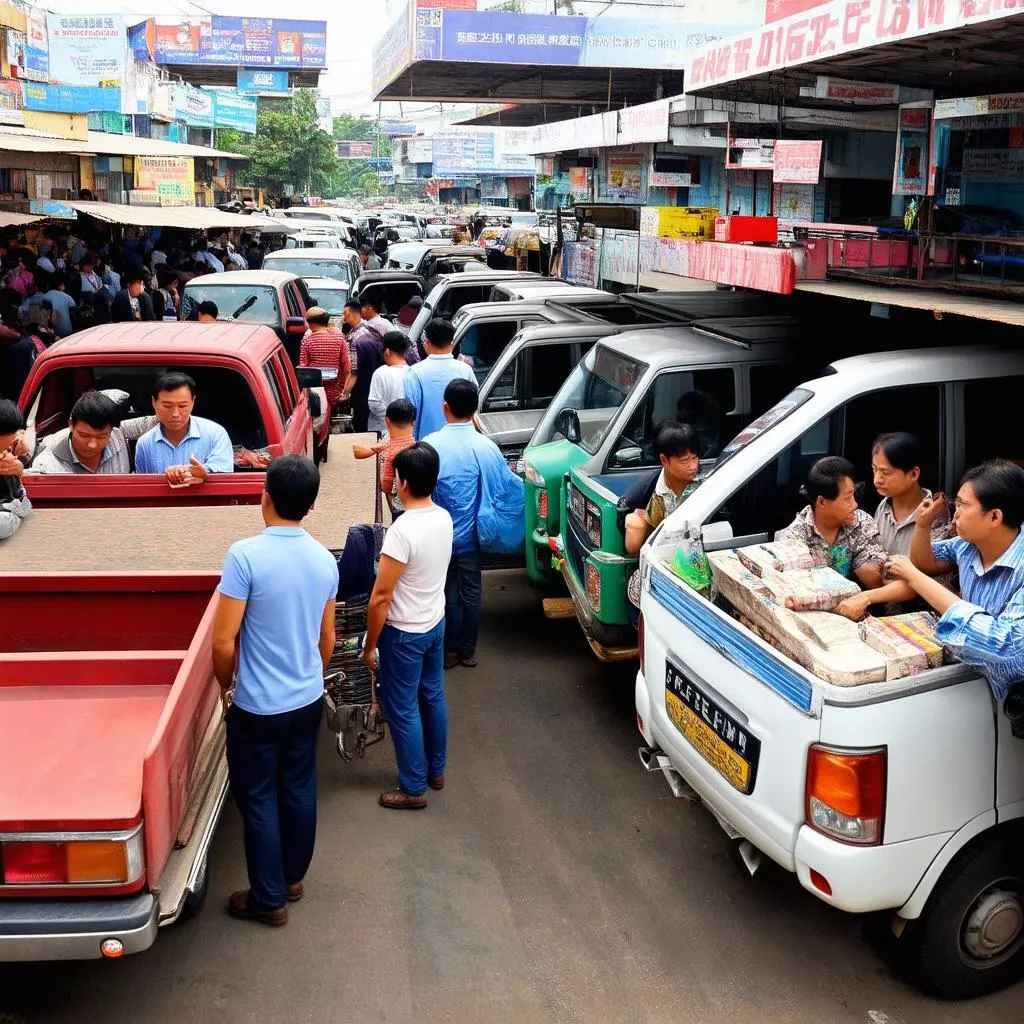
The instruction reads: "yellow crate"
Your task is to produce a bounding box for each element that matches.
[642,206,720,240]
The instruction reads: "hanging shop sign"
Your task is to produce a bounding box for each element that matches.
[24,8,48,82]
[0,76,23,125]
[136,155,195,205]
[237,67,290,95]
[726,135,775,171]
[892,103,929,196]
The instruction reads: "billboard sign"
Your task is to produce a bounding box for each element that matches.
[173,84,214,127]
[337,141,374,159]
[23,81,121,113]
[380,119,416,136]
[0,78,23,126]
[237,68,290,94]
[773,139,822,183]
[407,137,433,163]
[432,129,535,175]
[210,89,258,133]
[47,14,125,88]
[373,1,414,95]
[24,9,49,83]
[150,17,326,68]
[691,0,1024,90]
[136,156,196,205]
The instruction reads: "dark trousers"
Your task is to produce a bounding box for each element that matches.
[226,697,323,912]
[444,550,482,659]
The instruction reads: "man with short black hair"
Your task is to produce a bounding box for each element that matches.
[359,244,381,272]
[299,306,351,414]
[197,300,218,323]
[891,459,1024,707]
[341,299,383,432]
[134,371,233,484]
[367,331,411,435]
[364,442,453,809]
[213,454,339,924]
[403,317,475,441]
[360,297,390,341]
[424,378,516,668]
[28,391,129,474]
[0,398,30,539]
[111,273,156,323]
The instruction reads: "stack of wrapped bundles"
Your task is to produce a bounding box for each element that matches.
[737,540,826,575]
[737,542,861,612]
[858,612,945,680]
[709,545,903,687]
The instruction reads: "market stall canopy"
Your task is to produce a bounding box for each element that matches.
[0,128,246,161]
[0,211,43,227]
[68,202,300,234]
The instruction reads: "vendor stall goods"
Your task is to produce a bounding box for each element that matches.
[859,612,945,680]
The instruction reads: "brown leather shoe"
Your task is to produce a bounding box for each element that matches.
[428,775,445,791]
[227,889,288,925]
[286,882,303,902]
[379,789,427,809]
[443,652,460,670]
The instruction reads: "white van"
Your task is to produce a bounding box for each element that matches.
[635,344,1024,999]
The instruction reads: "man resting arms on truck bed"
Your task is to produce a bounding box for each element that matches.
[888,460,1024,715]
[27,391,129,475]
[0,398,30,539]
[776,456,915,621]
[134,371,233,486]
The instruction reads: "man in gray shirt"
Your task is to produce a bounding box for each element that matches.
[28,391,129,475]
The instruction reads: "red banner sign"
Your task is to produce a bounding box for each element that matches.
[773,139,823,183]
[690,0,1024,91]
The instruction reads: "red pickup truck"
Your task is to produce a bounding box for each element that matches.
[0,570,226,960]
[18,322,324,509]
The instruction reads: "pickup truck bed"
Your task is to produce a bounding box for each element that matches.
[0,435,380,571]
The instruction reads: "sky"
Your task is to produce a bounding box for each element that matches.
[41,0,759,130]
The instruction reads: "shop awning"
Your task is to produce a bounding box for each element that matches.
[68,202,299,234]
[0,128,246,161]
[0,211,43,227]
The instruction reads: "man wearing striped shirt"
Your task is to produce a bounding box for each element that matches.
[888,459,1024,703]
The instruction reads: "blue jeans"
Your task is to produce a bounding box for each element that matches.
[225,696,322,912]
[444,550,482,659]
[378,620,447,796]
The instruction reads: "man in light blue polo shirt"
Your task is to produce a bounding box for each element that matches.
[403,317,475,440]
[134,371,234,486]
[212,454,339,926]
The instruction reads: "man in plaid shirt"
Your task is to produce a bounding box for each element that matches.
[299,307,351,413]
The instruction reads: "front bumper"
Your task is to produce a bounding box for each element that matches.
[556,536,637,651]
[0,893,158,961]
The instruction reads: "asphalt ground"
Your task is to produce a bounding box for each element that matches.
[1,571,1019,1024]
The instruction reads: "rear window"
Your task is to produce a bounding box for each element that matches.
[180,284,279,324]
[307,285,349,315]
[265,257,353,284]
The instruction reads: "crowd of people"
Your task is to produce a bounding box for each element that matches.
[0,224,276,401]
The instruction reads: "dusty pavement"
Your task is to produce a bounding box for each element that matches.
[1,571,1020,1024]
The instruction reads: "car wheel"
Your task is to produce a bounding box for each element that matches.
[901,833,1024,999]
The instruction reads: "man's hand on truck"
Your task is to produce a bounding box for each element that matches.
[165,455,209,488]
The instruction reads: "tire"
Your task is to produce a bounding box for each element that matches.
[179,857,209,923]
[901,833,1024,999]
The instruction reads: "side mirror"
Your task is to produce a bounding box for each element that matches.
[295,367,323,388]
[554,408,581,445]
[286,316,307,335]
[610,440,643,467]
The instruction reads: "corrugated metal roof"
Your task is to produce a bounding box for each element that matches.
[796,280,1024,327]
[0,211,43,227]
[0,128,246,160]
[69,201,299,233]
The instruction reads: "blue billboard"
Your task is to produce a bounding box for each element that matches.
[210,90,258,133]
[22,82,121,114]
[408,9,752,71]
[150,17,326,69]
[237,68,289,94]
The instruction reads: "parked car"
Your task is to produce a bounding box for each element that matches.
[284,232,347,251]
[179,270,310,365]
[262,248,362,289]
[350,270,426,321]
[303,277,350,328]
[385,242,486,277]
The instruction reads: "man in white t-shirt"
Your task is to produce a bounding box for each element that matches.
[364,442,453,809]
[367,332,411,435]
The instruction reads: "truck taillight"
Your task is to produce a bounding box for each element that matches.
[585,563,601,612]
[1,829,144,886]
[537,488,548,521]
[806,745,886,846]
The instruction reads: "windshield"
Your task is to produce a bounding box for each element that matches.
[286,237,341,250]
[265,257,352,284]
[531,344,645,454]
[180,284,280,323]
[708,388,814,475]
[307,286,349,315]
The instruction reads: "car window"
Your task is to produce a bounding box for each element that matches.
[482,353,522,412]
[294,278,314,310]
[437,284,493,318]
[526,343,574,411]
[283,285,301,318]
[608,368,737,469]
[275,351,297,413]
[459,321,519,382]
[264,359,287,425]
[180,284,280,324]
[264,257,353,284]
[963,375,1024,469]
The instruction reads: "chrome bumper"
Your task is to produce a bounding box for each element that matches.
[0,893,158,961]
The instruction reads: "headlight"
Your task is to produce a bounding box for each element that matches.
[523,459,545,486]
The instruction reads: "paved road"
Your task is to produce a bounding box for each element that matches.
[2,572,1019,1024]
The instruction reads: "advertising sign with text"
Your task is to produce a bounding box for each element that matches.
[150,17,326,68]
[211,90,257,133]
[25,8,49,83]
[773,139,822,183]
[47,14,125,88]
[237,68,289,94]
[617,98,670,146]
[136,156,195,205]
[0,78,23,125]
[23,81,120,113]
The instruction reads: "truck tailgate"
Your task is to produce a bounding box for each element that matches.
[0,684,170,831]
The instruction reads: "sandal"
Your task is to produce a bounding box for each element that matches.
[459,656,478,668]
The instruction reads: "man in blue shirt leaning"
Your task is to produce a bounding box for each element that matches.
[403,318,474,441]
[425,378,517,669]
[213,455,339,925]
[889,460,1024,727]
[134,372,234,486]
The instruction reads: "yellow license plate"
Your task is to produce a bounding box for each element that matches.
[665,660,760,794]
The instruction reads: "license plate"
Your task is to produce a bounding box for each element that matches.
[665,660,761,794]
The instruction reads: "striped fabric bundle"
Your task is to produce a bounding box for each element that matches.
[757,565,862,612]
[737,540,827,577]
[859,612,945,679]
